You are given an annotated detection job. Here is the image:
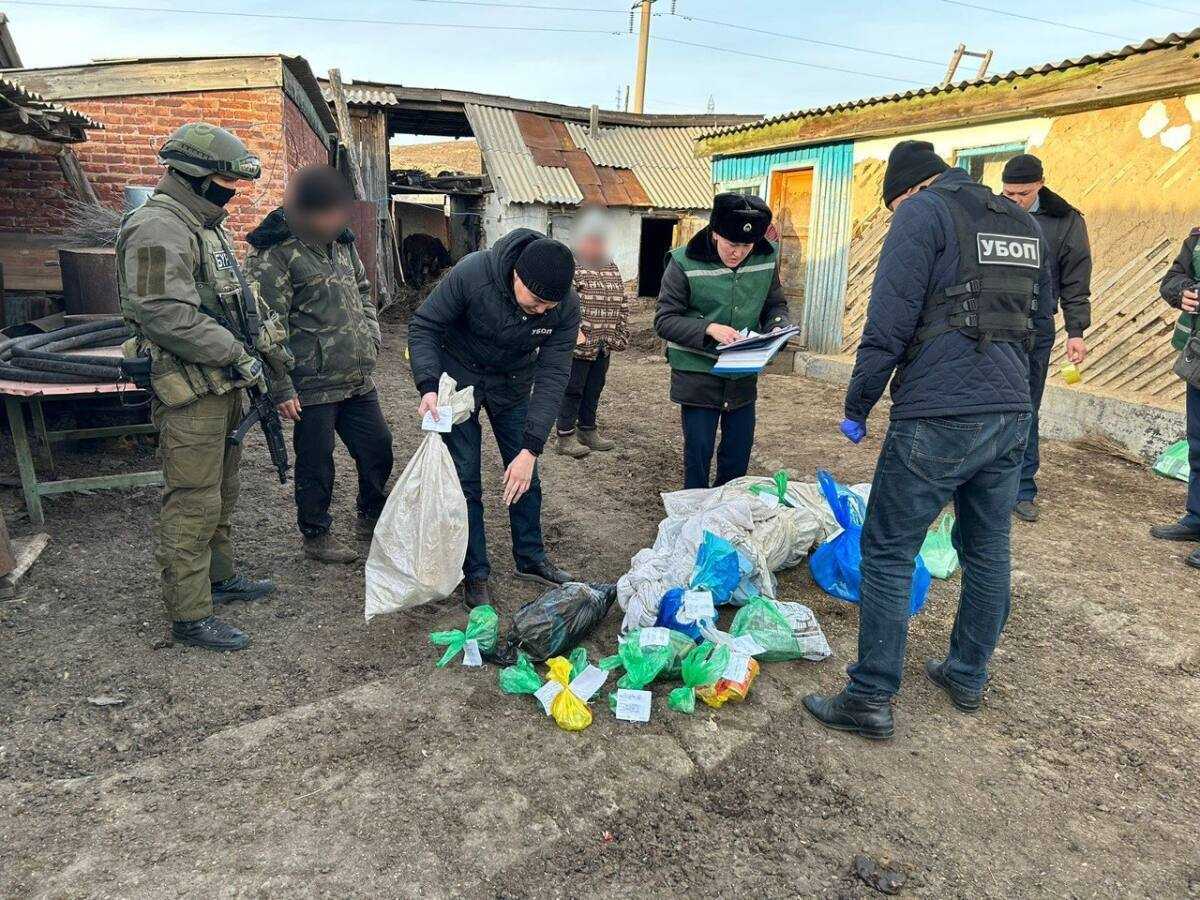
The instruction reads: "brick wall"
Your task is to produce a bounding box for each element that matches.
[0,87,330,252]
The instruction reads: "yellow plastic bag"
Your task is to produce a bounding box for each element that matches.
[545,657,593,732]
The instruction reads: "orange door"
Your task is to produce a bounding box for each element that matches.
[768,168,814,314]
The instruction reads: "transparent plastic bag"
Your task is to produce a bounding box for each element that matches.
[667,642,731,714]
[689,531,752,605]
[429,604,499,667]
[600,627,696,710]
[544,654,607,732]
[1153,439,1190,482]
[365,374,475,620]
[920,514,960,580]
[697,656,759,708]
[498,651,543,695]
[728,595,832,662]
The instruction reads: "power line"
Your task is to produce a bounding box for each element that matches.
[935,0,1135,41]
[1,0,627,31]
[1127,0,1200,13]
[652,35,929,86]
[664,13,948,68]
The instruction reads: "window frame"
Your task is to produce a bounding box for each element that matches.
[951,141,1028,182]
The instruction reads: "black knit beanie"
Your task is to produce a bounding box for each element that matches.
[710,192,772,243]
[515,237,575,303]
[882,140,949,207]
[1001,153,1044,184]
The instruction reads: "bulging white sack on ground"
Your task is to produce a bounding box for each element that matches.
[364,374,475,621]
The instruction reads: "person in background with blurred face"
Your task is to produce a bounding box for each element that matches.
[555,206,631,458]
[654,192,790,489]
[1000,153,1092,524]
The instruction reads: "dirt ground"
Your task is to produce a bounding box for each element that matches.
[2,304,1198,898]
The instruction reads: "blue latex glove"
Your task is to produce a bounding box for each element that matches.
[840,418,866,444]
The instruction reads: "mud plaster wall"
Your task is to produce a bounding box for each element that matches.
[840,95,1200,410]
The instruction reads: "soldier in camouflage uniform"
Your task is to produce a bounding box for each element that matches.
[245,165,392,563]
[117,122,296,652]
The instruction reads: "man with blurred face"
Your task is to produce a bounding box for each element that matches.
[1000,153,1092,523]
[555,206,630,458]
[654,192,789,489]
[245,165,391,564]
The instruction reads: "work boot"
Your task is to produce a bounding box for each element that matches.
[355,516,379,543]
[1013,500,1039,523]
[578,427,616,452]
[303,533,359,564]
[1150,522,1200,542]
[171,615,250,652]
[463,578,492,609]
[555,431,591,458]
[923,659,982,712]
[802,690,894,741]
[211,574,276,605]
[1186,548,1200,570]
[514,559,573,587]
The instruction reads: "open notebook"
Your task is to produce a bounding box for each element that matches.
[712,326,800,375]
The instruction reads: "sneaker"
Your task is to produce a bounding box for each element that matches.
[303,533,360,564]
[923,659,982,712]
[802,690,894,741]
[514,559,573,587]
[578,427,616,452]
[171,615,250,652]
[210,574,276,605]
[464,578,492,609]
[555,431,591,458]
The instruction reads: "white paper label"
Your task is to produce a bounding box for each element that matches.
[639,626,671,648]
[534,680,563,714]
[421,406,454,433]
[460,639,482,667]
[732,634,765,656]
[567,665,607,703]
[614,688,652,723]
[723,652,750,684]
[682,590,715,622]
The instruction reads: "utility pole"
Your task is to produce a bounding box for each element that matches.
[631,0,655,113]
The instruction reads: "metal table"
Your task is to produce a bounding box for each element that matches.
[1,348,161,525]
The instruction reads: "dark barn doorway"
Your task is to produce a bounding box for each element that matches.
[637,216,678,297]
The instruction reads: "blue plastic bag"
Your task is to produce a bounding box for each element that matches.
[809,470,931,616]
[688,531,751,606]
[655,587,707,641]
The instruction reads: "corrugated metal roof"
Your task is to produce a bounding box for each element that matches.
[701,28,1200,140]
[0,75,101,138]
[464,104,582,206]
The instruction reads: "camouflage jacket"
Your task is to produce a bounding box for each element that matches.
[245,208,381,406]
[116,172,295,407]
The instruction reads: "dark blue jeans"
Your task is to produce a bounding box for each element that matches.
[1018,324,1055,502]
[441,399,546,581]
[681,403,756,490]
[847,410,1030,701]
[1181,383,1200,529]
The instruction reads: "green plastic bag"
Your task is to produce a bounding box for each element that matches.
[429,604,499,667]
[498,651,543,695]
[1153,440,1190,483]
[667,642,731,714]
[568,646,590,679]
[920,514,960,580]
[600,627,697,710]
[748,470,795,508]
[729,595,832,662]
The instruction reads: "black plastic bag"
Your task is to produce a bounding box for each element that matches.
[491,582,617,665]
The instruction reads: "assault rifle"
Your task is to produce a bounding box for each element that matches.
[218,233,291,485]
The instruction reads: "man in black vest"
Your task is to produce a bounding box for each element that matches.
[804,141,1053,740]
[1001,154,1092,522]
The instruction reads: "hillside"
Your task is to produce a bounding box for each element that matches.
[389,139,482,176]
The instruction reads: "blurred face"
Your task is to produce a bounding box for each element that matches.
[1002,180,1043,210]
[576,233,609,266]
[712,232,754,268]
[513,272,559,316]
[293,204,352,243]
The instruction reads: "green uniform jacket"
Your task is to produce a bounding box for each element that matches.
[116,172,294,406]
[244,208,381,407]
[1161,228,1200,351]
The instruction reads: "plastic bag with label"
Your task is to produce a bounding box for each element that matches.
[689,531,753,605]
[498,651,543,695]
[1153,439,1190,482]
[727,595,832,662]
[697,656,760,709]
[654,587,710,641]
[667,642,731,714]
[544,654,605,732]
[492,582,617,664]
[365,374,475,620]
[429,604,498,667]
[600,626,696,709]
[920,514,960,580]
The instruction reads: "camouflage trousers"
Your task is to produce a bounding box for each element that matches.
[151,390,244,622]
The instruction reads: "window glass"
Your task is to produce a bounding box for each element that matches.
[953,142,1027,191]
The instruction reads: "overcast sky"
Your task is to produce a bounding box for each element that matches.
[5,0,1198,135]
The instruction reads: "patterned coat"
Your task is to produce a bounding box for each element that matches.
[573,258,630,361]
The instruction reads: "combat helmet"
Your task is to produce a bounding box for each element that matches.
[158,122,262,180]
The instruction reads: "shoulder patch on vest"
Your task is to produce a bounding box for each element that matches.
[976,233,1040,269]
[135,245,167,296]
[211,248,235,271]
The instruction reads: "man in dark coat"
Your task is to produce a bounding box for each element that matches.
[654,193,789,489]
[804,141,1053,741]
[1001,153,1092,522]
[1150,227,1200,566]
[408,229,580,608]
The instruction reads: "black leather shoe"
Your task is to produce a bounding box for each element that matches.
[1186,549,1200,570]
[514,559,572,587]
[923,659,981,712]
[802,690,894,741]
[463,578,492,609]
[171,615,250,652]
[211,575,276,605]
[1150,522,1200,542]
[1013,500,1038,523]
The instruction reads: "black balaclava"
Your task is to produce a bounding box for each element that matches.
[181,171,236,207]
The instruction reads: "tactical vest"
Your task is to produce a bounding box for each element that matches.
[1171,239,1200,352]
[118,193,285,407]
[665,242,779,378]
[908,181,1041,357]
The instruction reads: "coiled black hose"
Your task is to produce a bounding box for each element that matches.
[0,318,133,383]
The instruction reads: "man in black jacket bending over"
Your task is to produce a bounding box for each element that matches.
[408,229,581,608]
